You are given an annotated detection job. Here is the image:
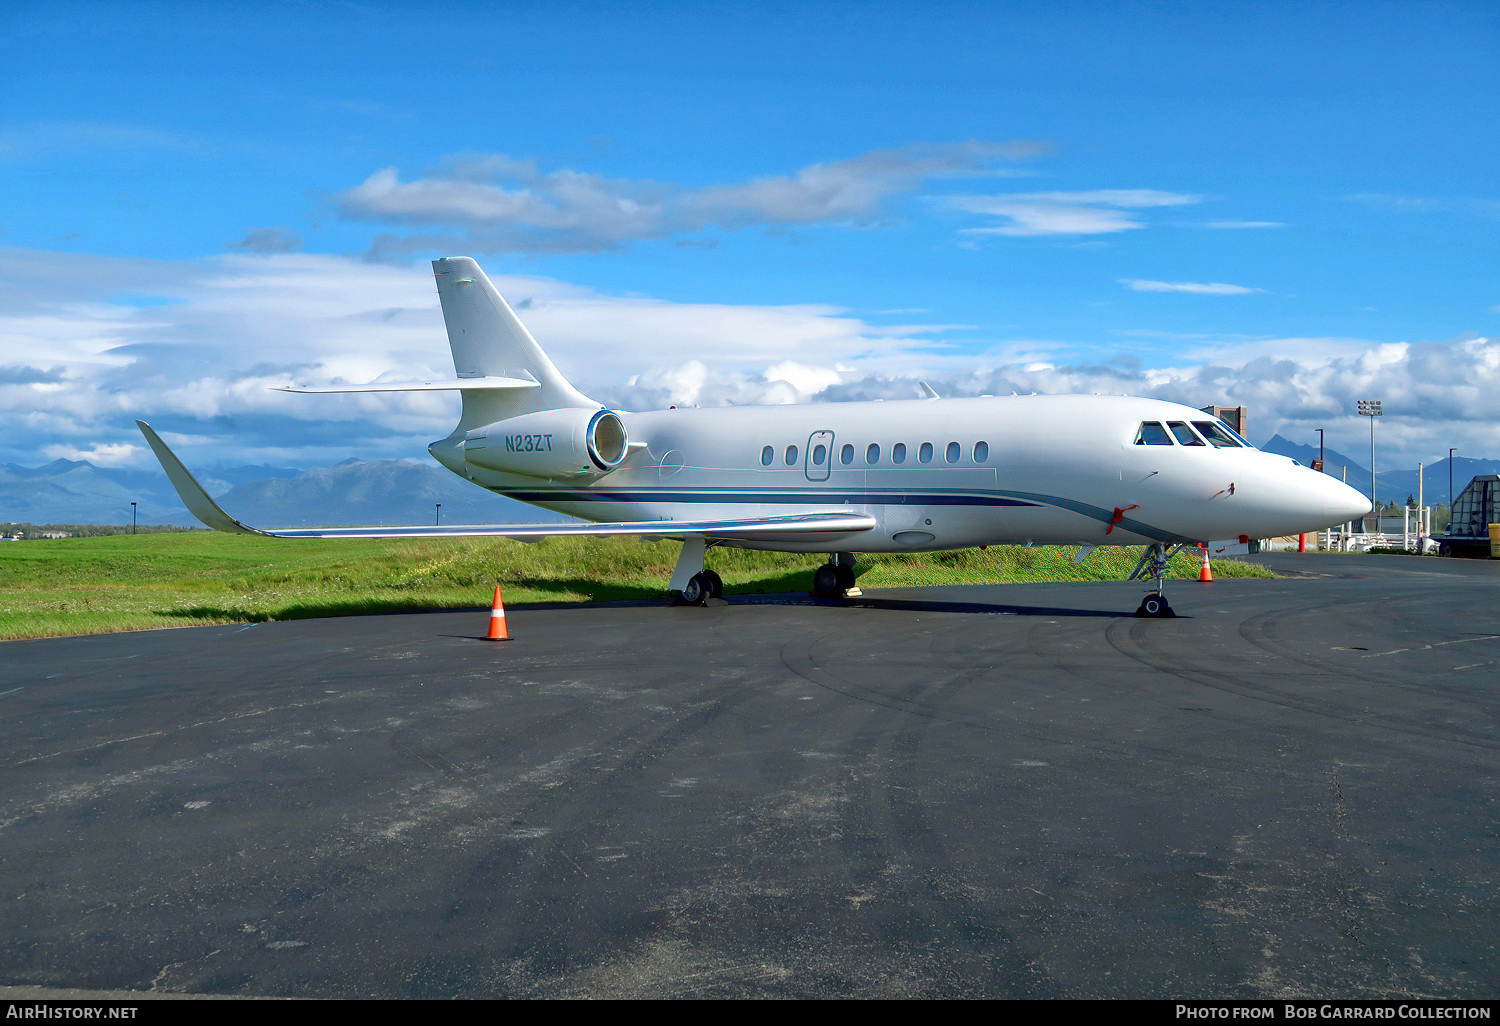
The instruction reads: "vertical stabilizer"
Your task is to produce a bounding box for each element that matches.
[432,256,596,428]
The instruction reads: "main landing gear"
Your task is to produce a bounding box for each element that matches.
[669,536,726,607]
[812,552,858,598]
[1128,542,1186,618]
[678,569,723,605]
[671,538,860,606]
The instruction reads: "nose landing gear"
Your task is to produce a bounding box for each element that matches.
[1129,542,1186,618]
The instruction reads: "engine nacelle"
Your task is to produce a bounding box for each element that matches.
[463,408,630,479]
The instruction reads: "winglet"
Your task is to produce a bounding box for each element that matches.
[135,421,268,536]
[918,380,940,399]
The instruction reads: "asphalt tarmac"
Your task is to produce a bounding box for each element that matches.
[1,554,1497,999]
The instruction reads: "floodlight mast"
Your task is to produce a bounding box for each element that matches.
[1358,400,1383,515]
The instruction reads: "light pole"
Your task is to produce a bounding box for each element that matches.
[1315,429,1325,472]
[1449,447,1456,510]
[131,501,137,535]
[1358,400,1382,520]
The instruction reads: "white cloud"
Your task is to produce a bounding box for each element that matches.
[1115,329,1268,341]
[0,121,214,161]
[1,246,1495,472]
[337,141,1050,254]
[1347,194,1500,218]
[763,360,848,395]
[229,226,304,253]
[950,189,1201,237]
[1348,192,1448,212]
[1121,279,1264,295]
[0,248,964,467]
[579,331,1500,471]
[743,334,1500,466]
[42,442,140,465]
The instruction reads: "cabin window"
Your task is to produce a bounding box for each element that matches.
[866,443,880,464]
[1191,421,1242,448]
[974,440,989,463]
[945,441,960,464]
[918,441,934,464]
[1167,421,1205,446]
[892,443,907,464]
[812,443,827,466]
[840,444,854,465]
[1134,422,1174,445]
[760,445,774,466]
[785,444,799,465]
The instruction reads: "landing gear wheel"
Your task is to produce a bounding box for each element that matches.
[813,564,842,597]
[703,569,724,599]
[1136,594,1174,618]
[678,572,712,607]
[835,564,856,591]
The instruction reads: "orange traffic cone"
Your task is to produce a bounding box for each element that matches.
[1198,547,1213,583]
[486,585,510,641]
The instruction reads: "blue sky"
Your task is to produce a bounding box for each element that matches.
[1,0,1496,472]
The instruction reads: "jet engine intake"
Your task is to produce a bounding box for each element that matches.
[464,408,630,479]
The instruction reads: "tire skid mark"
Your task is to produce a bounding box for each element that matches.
[777,631,1005,734]
[411,646,792,995]
[1104,607,1500,753]
[809,632,1036,997]
[878,630,1060,998]
[1234,591,1500,684]
[780,623,1283,774]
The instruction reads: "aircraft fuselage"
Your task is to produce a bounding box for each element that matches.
[430,393,1368,553]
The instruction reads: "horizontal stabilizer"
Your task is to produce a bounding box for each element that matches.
[136,421,874,542]
[276,376,540,394]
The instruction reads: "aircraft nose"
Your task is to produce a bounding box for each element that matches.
[1320,475,1372,524]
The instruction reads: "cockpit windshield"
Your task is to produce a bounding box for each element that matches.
[1191,421,1243,448]
[1167,421,1205,446]
[1218,422,1255,448]
[1136,418,1255,450]
[1134,421,1174,445]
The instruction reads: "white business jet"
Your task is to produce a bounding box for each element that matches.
[138,257,1370,617]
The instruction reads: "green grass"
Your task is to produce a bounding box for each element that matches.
[0,533,1271,640]
[856,544,1269,588]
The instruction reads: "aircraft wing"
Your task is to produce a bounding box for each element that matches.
[136,421,876,541]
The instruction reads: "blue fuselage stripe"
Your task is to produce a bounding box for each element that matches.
[504,490,1041,507]
[497,487,1186,543]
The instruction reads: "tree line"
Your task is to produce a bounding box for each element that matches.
[0,522,205,539]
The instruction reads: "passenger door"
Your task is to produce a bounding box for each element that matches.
[805,430,834,482]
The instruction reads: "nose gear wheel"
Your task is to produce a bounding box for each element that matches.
[1129,543,1185,618]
